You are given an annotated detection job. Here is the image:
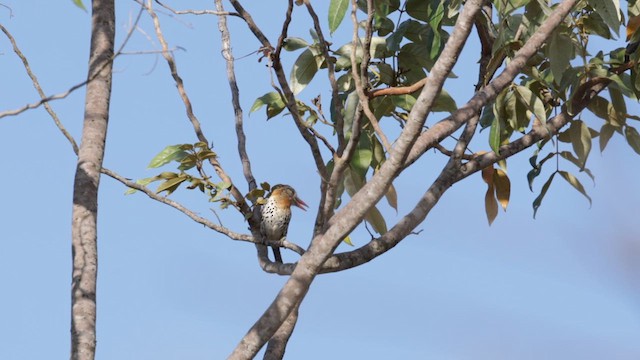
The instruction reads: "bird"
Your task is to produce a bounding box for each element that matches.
[260,184,308,263]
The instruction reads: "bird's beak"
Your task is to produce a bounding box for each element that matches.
[294,197,308,211]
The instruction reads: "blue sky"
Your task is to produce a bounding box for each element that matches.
[1,1,639,359]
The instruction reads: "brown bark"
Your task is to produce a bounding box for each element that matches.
[70,1,115,359]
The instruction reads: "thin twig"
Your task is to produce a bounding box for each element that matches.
[144,0,251,215]
[0,5,144,120]
[155,0,239,16]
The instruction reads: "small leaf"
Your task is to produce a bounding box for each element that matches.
[328,0,349,35]
[250,92,286,119]
[558,171,592,207]
[342,235,354,246]
[148,145,188,169]
[489,116,503,154]
[624,126,640,155]
[72,0,87,11]
[124,176,160,195]
[533,173,556,218]
[156,175,187,195]
[493,169,511,211]
[282,37,309,51]
[290,49,319,95]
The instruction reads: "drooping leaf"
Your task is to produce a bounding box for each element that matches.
[533,172,556,218]
[385,183,398,212]
[624,126,640,155]
[148,145,188,169]
[587,0,621,36]
[569,120,592,169]
[343,91,359,139]
[527,152,554,191]
[558,151,595,183]
[558,171,592,207]
[493,169,511,211]
[489,116,503,154]
[599,123,616,152]
[328,0,349,35]
[290,48,319,95]
[548,30,573,82]
[485,183,498,225]
[514,85,546,125]
[365,205,388,234]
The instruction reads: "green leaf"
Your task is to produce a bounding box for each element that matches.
[558,171,592,207]
[282,37,309,51]
[433,89,458,113]
[489,116,503,155]
[124,176,160,195]
[599,123,616,152]
[527,152,554,191]
[385,183,398,212]
[624,126,640,155]
[343,91,359,139]
[328,0,349,35]
[148,145,188,169]
[290,48,319,95]
[392,93,416,111]
[587,0,621,36]
[351,148,373,176]
[342,235,354,246]
[548,30,573,82]
[156,175,188,195]
[569,120,592,169]
[365,206,388,234]
[72,0,87,11]
[558,151,595,183]
[250,92,286,119]
[514,85,546,125]
[533,172,556,219]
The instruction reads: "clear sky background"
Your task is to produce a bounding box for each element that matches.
[1,1,639,359]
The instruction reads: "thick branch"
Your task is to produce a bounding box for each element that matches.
[228,1,484,358]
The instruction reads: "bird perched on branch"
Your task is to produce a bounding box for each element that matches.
[261,184,308,263]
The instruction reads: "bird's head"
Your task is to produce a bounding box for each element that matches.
[270,184,308,211]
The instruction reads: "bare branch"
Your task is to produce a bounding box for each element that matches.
[143,0,251,215]
[154,0,239,16]
[0,4,144,121]
[0,24,79,153]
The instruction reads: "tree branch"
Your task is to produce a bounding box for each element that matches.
[144,0,251,215]
[228,1,484,357]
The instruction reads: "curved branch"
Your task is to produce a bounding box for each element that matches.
[228,1,485,358]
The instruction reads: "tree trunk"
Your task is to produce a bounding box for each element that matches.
[70,1,115,359]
